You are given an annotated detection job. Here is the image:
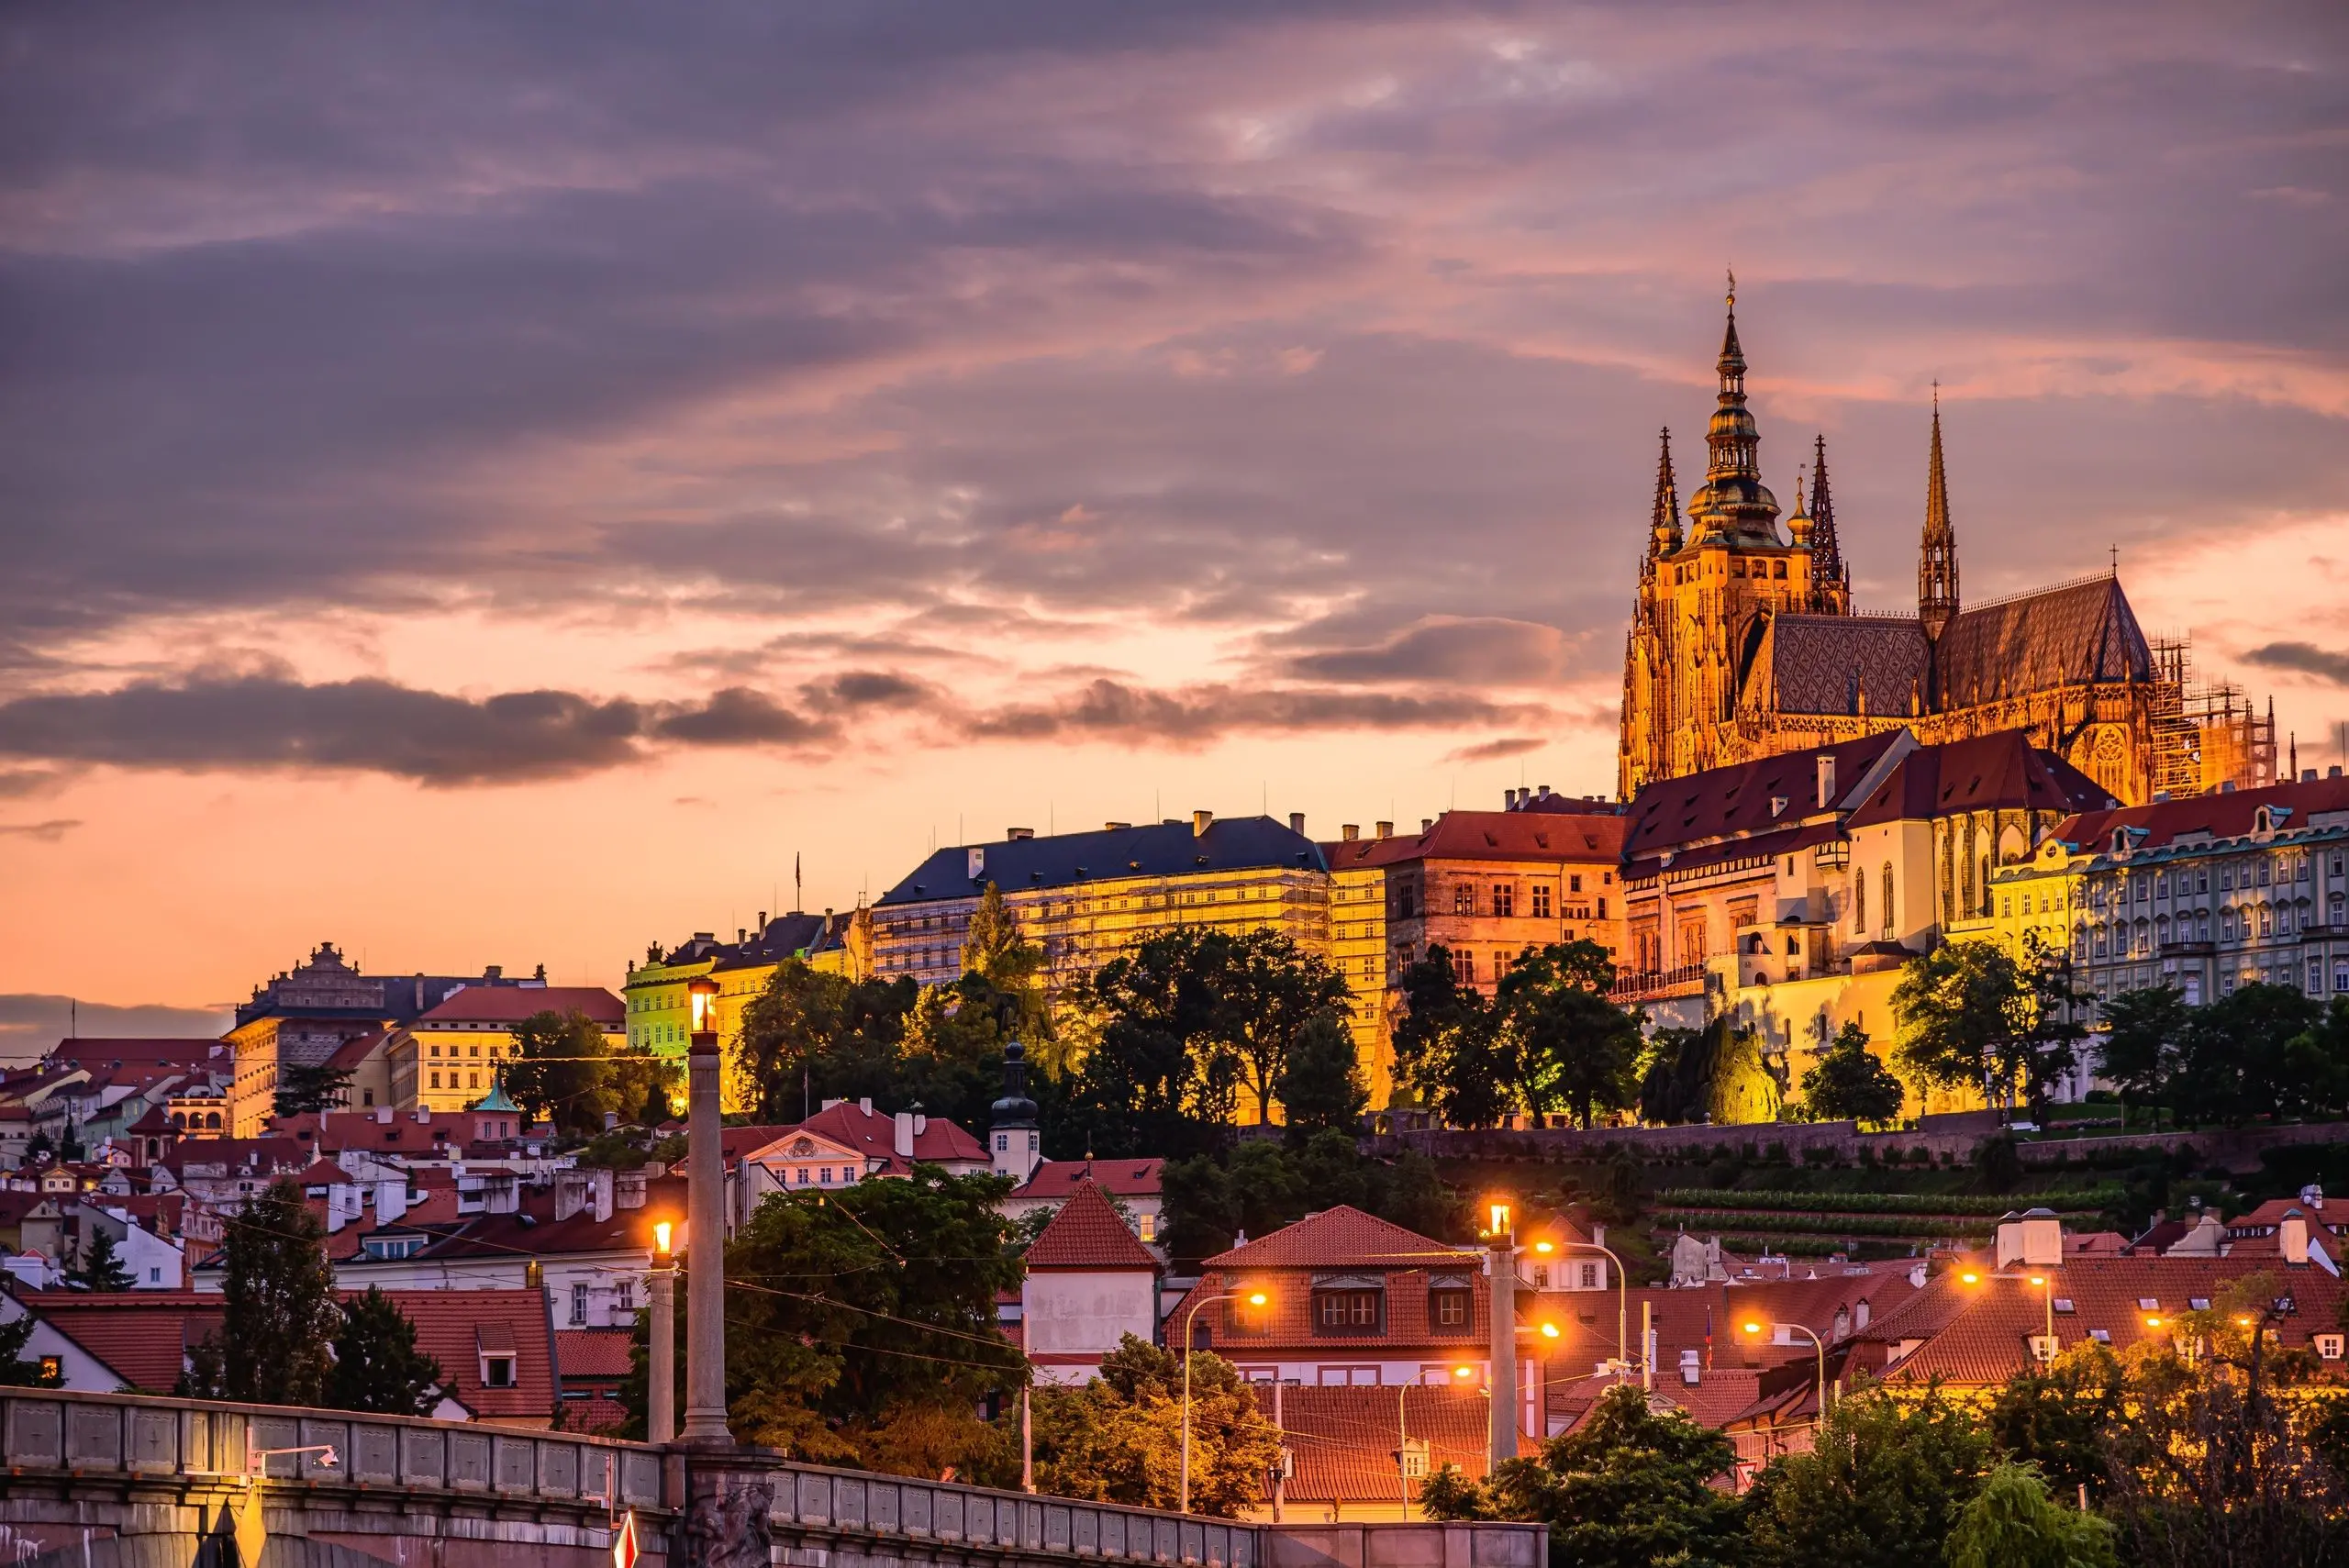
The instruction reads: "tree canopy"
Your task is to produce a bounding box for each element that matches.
[1028,1336,1278,1517]
[214,1176,342,1406]
[506,1009,676,1134]
[326,1286,445,1415]
[1800,1022,1906,1127]
[1397,940,1642,1129]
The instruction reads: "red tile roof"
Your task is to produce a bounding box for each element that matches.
[1877,1258,2349,1388]
[556,1327,637,1380]
[389,1287,559,1422]
[1205,1207,1470,1272]
[786,1102,985,1172]
[2053,772,2349,858]
[416,986,623,1028]
[1624,730,1909,862]
[1261,1384,1488,1505]
[1323,809,1629,871]
[1844,731,2111,828]
[1026,1182,1158,1272]
[46,1040,228,1070]
[1010,1159,1163,1200]
[16,1289,220,1393]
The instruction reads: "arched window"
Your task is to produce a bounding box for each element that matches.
[1854,869,1867,933]
[1881,864,1896,939]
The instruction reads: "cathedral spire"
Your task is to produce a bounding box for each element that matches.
[1808,431,1845,606]
[1718,269,1745,390]
[1688,271,1780,539]
[1650,427,1683,555]
[1919,386,1960,644]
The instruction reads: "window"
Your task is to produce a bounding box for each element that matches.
[1569,874,1583,894]
[1579,1262,1599,1289]
[1492,884,1515,917]
[572,1283,589,1325]
[429,1072,440,1089]
[482,1353,517,1389]
[1532,884,1553,919]
[1397,886,1416,918]
[1139,1211,1156,1242]
[149,1268,161,1284]
[1313,1288,1384,1335]
[1453,884,1475,916]
[820,1167,834,1184]
[1453,951,1476,984]
[1429,1278,1472,1330]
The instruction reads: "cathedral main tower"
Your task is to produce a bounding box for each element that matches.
[1618,277,1848,797]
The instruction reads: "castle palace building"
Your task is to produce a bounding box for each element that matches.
[1618,284,2273,809]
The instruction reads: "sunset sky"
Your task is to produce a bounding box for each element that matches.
[3,3,2345,1050]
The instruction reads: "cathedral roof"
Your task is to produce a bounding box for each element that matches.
[1756,614,1931,717]
[1752,574,2152,719]
[1622,730,1908,862]
[1932,573,2153,709]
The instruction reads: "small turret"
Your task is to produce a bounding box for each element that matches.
[1919,388,1960,646]
[1650,428,1683,555]
[989,1039,1041,1184]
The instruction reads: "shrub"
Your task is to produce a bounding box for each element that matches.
[1765,1140,1789,1163]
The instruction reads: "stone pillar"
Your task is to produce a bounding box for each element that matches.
[649,1261,676,1444]
[1488,1229,1518,1464]
[681,1027,730,1444]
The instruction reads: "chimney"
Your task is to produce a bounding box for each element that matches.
[375,1177,407,1225]
[593,1166,613,1223]
[1537,784,1551,797]
[615,1168,647,1210]
[414,1107,431,1125]
[1289,812,1306,834]
[1995,1208,2064,1269]
[756,911,767,929]
[1375,820,1392,840]
[1816,754,1837,808]
[1421,818,1433,832]
[1342,824,1360,842]
[375,1106,394,1126]
[913,1112,927,1135]
[1193,809,1214,837]
[738,928,747,943]
[2282,1210,2313,1266]
[485,964,503,981]
[821,1098,841,1112]
[556,1169,590,1223]
[894,1111,916,1159]
[858,1096,874,1117]
[482,1173,520,1215]
[2302,1184,2325,1213]
[1505,788,1518,808]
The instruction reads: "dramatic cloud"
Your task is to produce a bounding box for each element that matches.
[2243,641,2349,685]
[1441,737,1547,764]
[1287,617,1581,686]
[0,995,234,1059]
[965,678,1543,746]
[0,675,843,784]
[0,819,78,842]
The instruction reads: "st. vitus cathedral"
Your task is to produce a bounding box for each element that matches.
[1618,280,2272,807]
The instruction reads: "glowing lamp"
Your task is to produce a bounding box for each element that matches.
[1960,1272,1981,1285]
[2029,1275,2045,1286]
[1540,1322,1561,1340]
[1453,1365,1475,1380]
[2144,1316,2164,1329]
[1486,1200,1513,1237]
[653,1219,674,1259]
[687,975,720,1035]
[1248,1293,1267,1307]
[1742,1321,1763,1336]
[1533,1240,1554,1254]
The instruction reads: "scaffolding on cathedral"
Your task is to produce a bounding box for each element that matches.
[2146,635,2277,797]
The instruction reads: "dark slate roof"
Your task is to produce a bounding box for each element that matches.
[1934,575,2153,709]
[1755,575,2152,720]
[712,911,844,973]
[1845,731,2115,828]
[876,816,1325,906]
[1759,615,1931,717]
[1623,731,1907,862]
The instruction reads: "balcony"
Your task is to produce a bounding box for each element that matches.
[1611,963,1708,1002]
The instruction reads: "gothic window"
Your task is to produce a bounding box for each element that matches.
[1881,865,1895,939]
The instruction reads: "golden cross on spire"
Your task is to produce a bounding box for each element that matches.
[1726,268,1736,309]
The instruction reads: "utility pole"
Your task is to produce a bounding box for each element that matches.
[1272,1379,1286,1523]
[679,976,731,1444]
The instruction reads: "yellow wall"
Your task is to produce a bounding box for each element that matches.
[1329,862,1394,1108]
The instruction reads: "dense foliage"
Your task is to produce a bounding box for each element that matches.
[506,1008,677,1133]
[1160,1127,1467,1265]
[1891,939,2092,1122]
[1028,1336,1279,1517]
[1800,1021,1907,1127]
[1395,939,1643,1129]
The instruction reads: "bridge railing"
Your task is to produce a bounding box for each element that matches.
[0,1386,666,1512]
[765,1463,1255,1567]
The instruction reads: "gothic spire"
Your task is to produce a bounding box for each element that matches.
[1919,386,1960,643]
[1650,427,1683,555]
[1718,269,1745,388]
[1687,270,1780,539]
[1808,431,1845,604]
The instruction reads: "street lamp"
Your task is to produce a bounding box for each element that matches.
[1743,1319,1830,1419]
[1176,1288,1268,1515]
[1960,1267,2057,1358]
[647,1218,677,1443]
[679,973,729,1444]
[1481,1199,1520,1463]
[1542,1239,1631,1380]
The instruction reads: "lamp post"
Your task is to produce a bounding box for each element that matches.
[679,974,730,1444]
[1484,1200,1518,1462]
[1176,1287,1267,1515]
[648,1218,676,1443]
[1742,1318,1829,1419]
[1536,1237,1630,1379]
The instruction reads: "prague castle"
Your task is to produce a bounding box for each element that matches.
[1618,283,2273,808]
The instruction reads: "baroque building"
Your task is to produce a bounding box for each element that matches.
[1618,283,2273,809]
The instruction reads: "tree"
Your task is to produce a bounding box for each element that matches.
[962,881,1055,1059]
[1419,1384,1743,1568]
[506,1008,619,1134]
[1215,929,1351,1128]
[273,1062,354,1118]
[1800,1022,1906,1127]
[1393,945,1506,1128]
[1493,940,1643,1129]
[2098,984,2188,1129]
[1275,1010,1368,1140]
[67,1222,134,1291]
[2176,982,2327,1125]
[1983,1343,2124,1502]
[1158,1130,1468,1267]
[623,1165,1024,1466]
[0,1315,61,1387]
[1029,1336,1277,1517]
[1944,1462,2117,1568]
[1892,940,2035,1118]
[1060,929,1243,1159]
[1742,1382,1994,1568]
[326,1286,445,1415]
[218,1177,341,1406]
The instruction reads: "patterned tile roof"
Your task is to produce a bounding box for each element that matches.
[556,1326,637,1379]
[1204,1207,1471,1272]
[1934,576,2154,708]
[1258,1384,1488,1505]
[1759,615,1932,717]
[1025,1181,1159,1272]
[878,815,1326,907]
